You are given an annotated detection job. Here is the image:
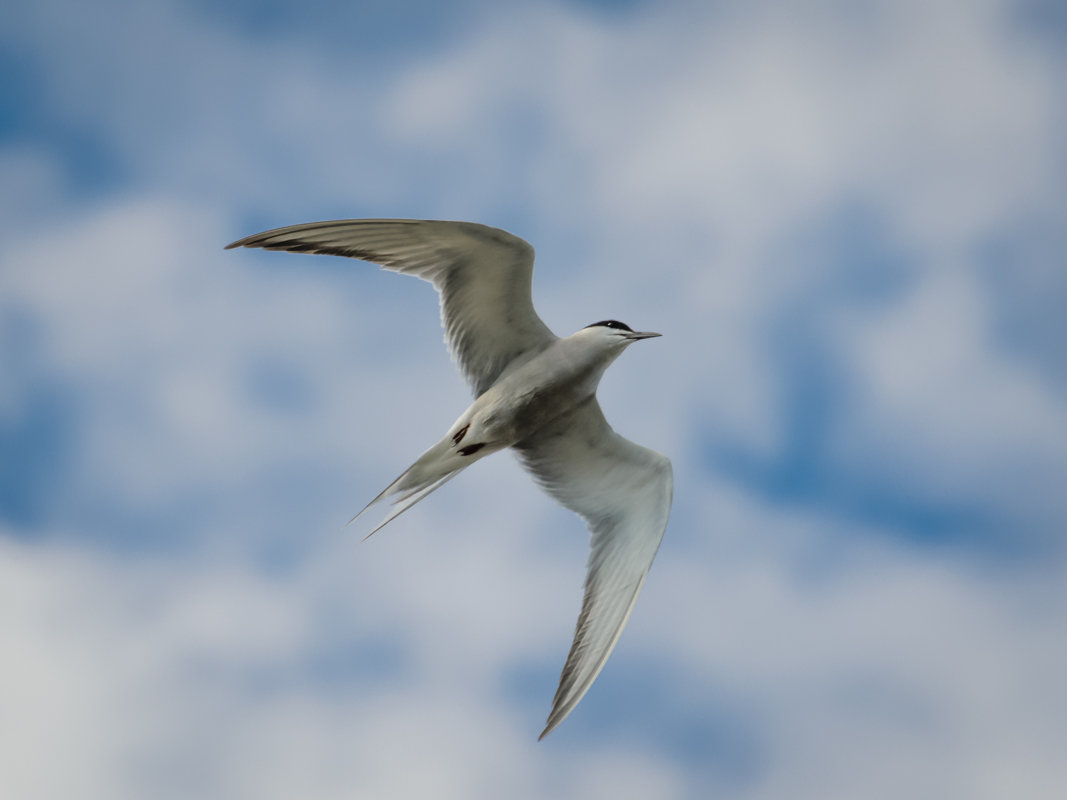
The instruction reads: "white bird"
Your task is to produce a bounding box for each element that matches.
[226,219,672,738]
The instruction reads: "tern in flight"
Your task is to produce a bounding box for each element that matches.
[227,219,672,738]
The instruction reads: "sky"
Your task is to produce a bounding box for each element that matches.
[1,0,1066,797]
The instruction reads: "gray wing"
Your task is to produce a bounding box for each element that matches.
[227,219,558,396]
[514,398,673,739]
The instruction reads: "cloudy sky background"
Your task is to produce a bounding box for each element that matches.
[2,0,1066,797]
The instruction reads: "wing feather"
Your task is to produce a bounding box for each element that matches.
[227,219,557,395]
[514,398,673,738]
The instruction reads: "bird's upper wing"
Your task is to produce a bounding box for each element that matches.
[514,397,673,739]
[227,219,558,396]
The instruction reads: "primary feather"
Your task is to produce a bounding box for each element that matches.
[227,219,556,396]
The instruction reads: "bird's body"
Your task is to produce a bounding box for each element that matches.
[227,219,672,738]
[454,327,633,452]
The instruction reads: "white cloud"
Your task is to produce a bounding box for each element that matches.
[4,482,1065,799]
[0,517,695,800]
[831,265,1067,525]
[643,481,1067,799]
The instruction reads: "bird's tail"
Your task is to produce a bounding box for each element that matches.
[348,434,495,538]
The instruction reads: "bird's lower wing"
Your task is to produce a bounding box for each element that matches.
[514,398,673,738]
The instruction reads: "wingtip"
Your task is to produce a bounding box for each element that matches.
[538,707,567,741]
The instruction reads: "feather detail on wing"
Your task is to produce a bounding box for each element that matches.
[514,398,673,738]
[227,219,557,396]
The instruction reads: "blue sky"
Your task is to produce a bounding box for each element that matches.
[2,0,1066,798]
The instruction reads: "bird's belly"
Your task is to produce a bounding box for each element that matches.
[474,382,590,445]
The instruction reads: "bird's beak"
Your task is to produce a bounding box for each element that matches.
[626,331,662,341]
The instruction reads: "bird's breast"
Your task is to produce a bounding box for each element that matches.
[471,349,601,445]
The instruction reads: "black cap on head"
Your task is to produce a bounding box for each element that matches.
[585,320,633,332]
